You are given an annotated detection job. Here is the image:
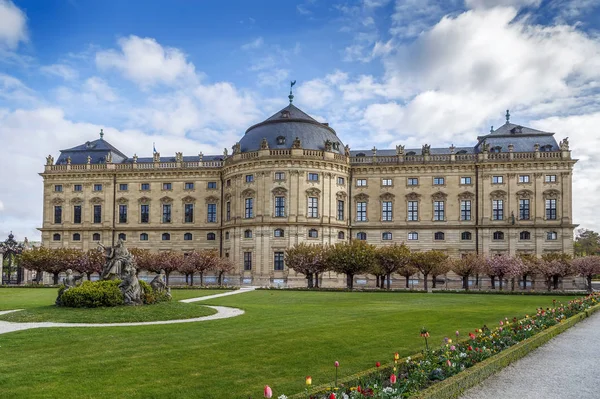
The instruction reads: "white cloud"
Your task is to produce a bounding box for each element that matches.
[83,77,118,102]
[0,73,38,104]
[296,79,336,108]
[465,0,541,9]
[0,0,27,49]
[40,64,79,81]
[96,35,197,88]
[257,68,289,87]
[241,37,264,50]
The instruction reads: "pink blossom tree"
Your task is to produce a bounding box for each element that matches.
[572,256,600,292]
[183,249,219,286]
[537,253,573,291]
[450,253,486,291]
[485,255,524,291]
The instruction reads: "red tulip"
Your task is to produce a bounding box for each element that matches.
[329,393,336,399]
[334,361,339,368]
[467,345,473,351]
[357,385,362,393]
[394,352,400,361]
[376,362,381,368]
[390,374,397,384]
[264,385,273,398]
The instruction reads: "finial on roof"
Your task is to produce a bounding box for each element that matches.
[490,125,494,133]
[505,110,510,123]
[100,129,104,140]
[288,80,296,104]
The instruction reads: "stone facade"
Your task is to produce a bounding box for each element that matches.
[39,104,578,287]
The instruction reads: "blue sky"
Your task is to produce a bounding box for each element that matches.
[1,0,600,240]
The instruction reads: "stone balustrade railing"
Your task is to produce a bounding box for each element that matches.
[350,150,568,165]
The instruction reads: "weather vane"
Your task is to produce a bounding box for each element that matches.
[289,80,296,104]
[505,109,510,123]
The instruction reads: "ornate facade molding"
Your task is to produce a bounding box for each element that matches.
[354,193,369,202]
[431,191,448,200]
[69,197,83,205]
[241,188,255,198]
[405,192,421,200]
[182,195,196,203]
[379,192,395,201]
[160,196,173,204]
[51,197,64,205]
[224,193,232,201]
[272,187,288,196]
[305,188,321,197]
[516,189,534,199]
[489,190,507,199]
[90,196,104,204]
[336,191,348,200]
[205,195,220,204]
[138,196,151,204]
[458,191,475,200]
[543,189,561,199]
[116,197,129,204]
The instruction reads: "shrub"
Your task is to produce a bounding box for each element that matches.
[59,280,124,308]
[140,280,171,305]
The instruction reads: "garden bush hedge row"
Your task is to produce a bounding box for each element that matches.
[58,280,171,308]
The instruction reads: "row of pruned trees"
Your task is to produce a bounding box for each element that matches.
[285,241,600,292]
[18,247,234,286]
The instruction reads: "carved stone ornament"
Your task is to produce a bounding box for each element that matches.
[87,155,92,164]
[260,138,269,150]
[175,152,183,162]
[132,154,138,163]
[292,137,301,149]
[138,196,151,204]
[51,197,65,205]
[198,152,204,161]
[380,192,395,201]
[223,147,228,157]
[516,189,533,199]
[449,144,456,154]
[344,144,350,157]
[66,156,72,165]
[336,191,348,200]
[431,191,448,200]
[405,192,421,200]
[70,197,83,204]
[272,187,288,196]
[372,146,377,156]
[117,197,129,204]
[224,193,232,201]
[182,195,196,204]
[543,189,561,199]
[534,143,540,151]
[458,191,475,200]
[160,196,173,204]
[482,140,490,152]
[508,144,514,152]
[559,137,569,151]
[90,197,104,204]
[205,195,220,204]
[354,193,369,201]
[106,152,112,163]
[535,172,544,178]
[306,188,321,197]
[153,152,161,162]
[396,145,405,155]
[324,139,333,152]
[489,190,507,199]
[46,155,54,166]
[233,142,241,155]
[422,144,431,155]
[241,188,255,198]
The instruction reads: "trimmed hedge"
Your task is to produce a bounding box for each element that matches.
[259,287,588,296]
[58,280,171,308]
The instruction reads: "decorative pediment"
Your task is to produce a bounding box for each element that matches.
[354,193,369,201]
[306,188,321,197]
[138,196,151,204]
[380,192,395,201]
[116,197,129,204]
[241,188,255,198]
[160,196,173,204]
[182,195,196,204]
[205,195,220,204]
[489,190,507,199]
[272,187,288,196]
[90,197,104,204]
[543,189,561,199]
[405,192,421,200]
[516,189,534,199]
[431,192,447,200]
[51,197,64,205]
[70,197,83,205]
[224,193,232,201]
[458,191,475,200]
[336,191,348,200]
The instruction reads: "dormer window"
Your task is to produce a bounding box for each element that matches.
[276,136,286,145]
[457,150,467,154]
[510,126,523,134]
[490,146,502,153]
[356,153,366,157]
[541,145,553,152]
[332,142,340,150]
[281,110,290,118]
[406,151,416,156]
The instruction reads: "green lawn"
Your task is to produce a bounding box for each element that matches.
[0,289,579,399]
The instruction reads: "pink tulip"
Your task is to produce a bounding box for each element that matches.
[390,374,397,384]
[447,359,452,367]
[264,385,273,398]
[334,361,339,367]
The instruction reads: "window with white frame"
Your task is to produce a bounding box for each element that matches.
[245,198,254,218]
[518,175,530,183]
[460,200,471,221]
[519,199,530,220]
[547,231,558,240]
[308,173,319,181]
[434,201,445,221]
[382,179,392,186]
[356,179,367,187]
[275,196,285,217]
[460,177,472,185]
[408,231,418,240]
[382,232,392,240]
[245,174,254,183]
[356,202,367,221]
[382,201,392,221]
[337,177,345,185]
[408,201,418,221]
[308,229,318,238]
[545,175,557,183]
[433,177,445,185]
[492,200,503,220]
[492,176,503,184]
[546,199,557,220]
[407,177,419,186]
[337,200,344,221]
[275,172,285,181]
[308,197,318,218]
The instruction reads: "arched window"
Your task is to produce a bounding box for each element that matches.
[72,233,81,241]
[461,231,472,241]
[338,231,345,239]
[434,232,445,240]
[162,233,171,241]
[493,231,504,240]
[274,228,284,237]
[207,232,216,240]
[356,232,367,240]
[244,229,252,238]
[184,233,193,241]
[406,151,416,156]
[356,152,366,157]
[118,233,126,241]
[140,233,148,241]
[308,229,318,238]
[519,231,531,240]
[408,231,418,240]
[92,233,101,241]
[276,136,286,145]
[53,233,61,241]
[225,232,230,240]
[456,150,467,154]
[382,232,392,240]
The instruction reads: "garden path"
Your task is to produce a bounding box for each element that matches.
[461,311,600,399]
[0,286,257,336]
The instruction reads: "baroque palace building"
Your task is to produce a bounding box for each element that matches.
[40,100,577,287]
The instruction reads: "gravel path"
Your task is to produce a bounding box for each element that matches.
[0,287,256,336]
[461,312,600,399]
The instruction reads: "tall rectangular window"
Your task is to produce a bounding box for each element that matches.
[245,198,254,219]
[185,203,194,223]
[73,205,81,224]
[275,196,285,217]
[244,252,252,271]
[519,199,530,220]
[93,205,102,223]
[382,201,392,221]
[274,252,285,271]
[119,205,127,223]
[207,203,217,223]
[226,201,231,221]
[54,206,62,224]
[408,201,418,221]
[356,202,367,222]
[460,200,471,221]
[546,199,557,220]
[492,200,504,220]
[162,204,171,223]
[308,197,318,218]
[434,201,445,221]
[140,204,149,223]
[337,200,344,221]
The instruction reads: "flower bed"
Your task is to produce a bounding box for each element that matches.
[263,293,600,399]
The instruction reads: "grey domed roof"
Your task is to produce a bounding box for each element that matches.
[239,104,345,154]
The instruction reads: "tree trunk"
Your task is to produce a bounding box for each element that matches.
[346,273,354,290]
[315,272,320,288]
[432,275,437,289]
[499,276,504,291]
[306,273,314,288]
[86,272,91,281]
[375,275,380,288]
[522,275,527,290]
[511,278,515,292]
[553,276,559,290]
[386,273,391,290]
[185,274,189,284]
[490,276,496,289]
[476,273,480,289]
[405,275,410,288]
[218,272,223,286]
[423,273,429,291]
[587,275,593,292]
[190,272,194,286]
[547,277,552,291]
[463,276,469,291]
[165,271,170,286]
[200,272,204,286]
[53,272,59,285]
